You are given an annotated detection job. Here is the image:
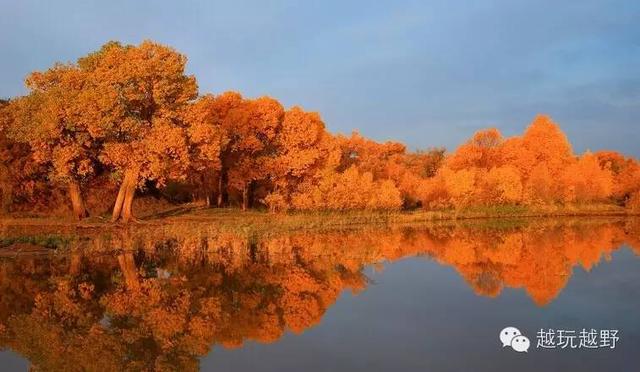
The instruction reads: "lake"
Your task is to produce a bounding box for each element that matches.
[0,218,639,371]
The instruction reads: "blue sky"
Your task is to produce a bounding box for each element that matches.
[1,0,638,156]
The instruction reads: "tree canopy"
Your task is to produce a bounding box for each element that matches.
[1,41,639,221]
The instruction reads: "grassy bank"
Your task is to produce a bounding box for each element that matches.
[1,204,638,255]
[2,203,636,235]
[164,203,635,233]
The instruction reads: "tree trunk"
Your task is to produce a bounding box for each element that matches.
[199,173,211,207]
[242,184,247,211]
[242,181,252,211]
[68,180,88,220]
[217,169,227,208]
[112,169,138,223]
[121,180,136,222]
[111,178,128,222]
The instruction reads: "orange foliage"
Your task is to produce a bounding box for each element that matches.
[447,128,504,170]
[418,114,633,209]
[267,107,331,202]
[1,100,52,213]
[596,150,640,205]
[289,166,402,211]
[482,166,523,204]
[1,41,638,218]
[560,152,613,203]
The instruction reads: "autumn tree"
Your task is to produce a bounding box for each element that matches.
[328,132,443,209]
[0,66,98,219]
[0,123,46,214]
[447,128,504,170]
[73,41,197,222]
[265,106,332,209]
[503,115,575,203]
[520,115,574,177]
[289,165,402,211]
[224,96,284,210]
[561,151,613,202]
[335,131,406,177]
[186,91,244,207]
[189,92,285,210]
[0,104,52,214]
[183,94,229,205]
[419,115,589,208]
[480,166,523,204]
[399,149,445,179]
[595,151,640,205]
[374,148,445,208]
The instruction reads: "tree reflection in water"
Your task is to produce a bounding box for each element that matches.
[0,218,639,371]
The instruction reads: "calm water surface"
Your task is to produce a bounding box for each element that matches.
[0,218,639,371]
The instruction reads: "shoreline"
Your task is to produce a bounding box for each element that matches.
[1,206,638,255]
[1,204,638,232]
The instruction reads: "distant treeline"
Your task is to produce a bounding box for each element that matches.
[1,41,639,222]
